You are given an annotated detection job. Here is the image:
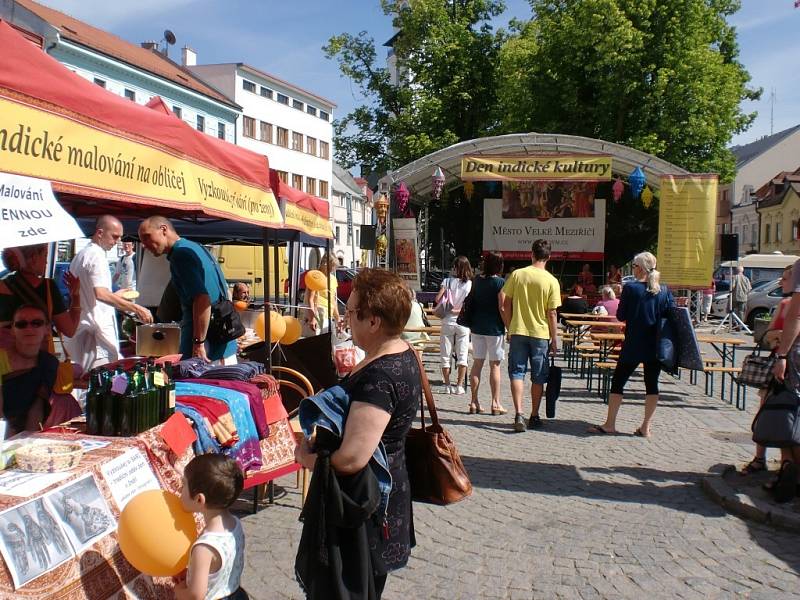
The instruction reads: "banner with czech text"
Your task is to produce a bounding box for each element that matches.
[657,175,718,289]
[281,199,332,239]
[0,96,281,227]
[461,154,612,181]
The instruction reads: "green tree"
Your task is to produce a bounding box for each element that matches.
[324,0,506,175]
[496,0,760,181]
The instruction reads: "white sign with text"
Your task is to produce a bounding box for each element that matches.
[0,172,83,247]
[99,448,160,511]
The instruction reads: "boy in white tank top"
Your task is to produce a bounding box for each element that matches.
[176,454,247,600]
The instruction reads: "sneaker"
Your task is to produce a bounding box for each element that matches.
[455,385,466,395]
[528,415,543,430]
[442,385,452,394]
[513,414,526,433]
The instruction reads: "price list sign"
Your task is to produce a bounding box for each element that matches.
[657,174,718,288]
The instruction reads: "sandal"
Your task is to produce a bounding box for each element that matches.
[739,457,767,476]
[633,428,651,438]
[491,406,508,415]
[587,424,616,435]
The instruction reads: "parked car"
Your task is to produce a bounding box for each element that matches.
[334,268,358,303]
[710,279,773,319]
[744,278,787,328]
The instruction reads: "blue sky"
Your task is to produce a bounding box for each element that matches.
[40,0,799,147]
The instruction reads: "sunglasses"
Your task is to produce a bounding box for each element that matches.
[13,319,46,329]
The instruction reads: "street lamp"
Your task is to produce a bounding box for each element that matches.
[431,167,445,202]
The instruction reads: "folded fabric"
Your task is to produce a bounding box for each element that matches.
[178,395,238,447]
[200,361,265,380]
[174,358,211,379]
[176,404,222,456]
[177,382,262,473]
[191,379,269,439]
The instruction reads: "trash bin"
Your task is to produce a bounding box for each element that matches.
[753,316,771,349]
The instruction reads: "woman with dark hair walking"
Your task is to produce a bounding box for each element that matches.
[588,251,674,437]
[436,256,473,395]
[468,252,507,414]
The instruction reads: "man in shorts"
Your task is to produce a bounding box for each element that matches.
[502,239,561,432]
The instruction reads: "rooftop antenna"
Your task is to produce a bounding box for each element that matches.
[160,29,176,57]
[770,87,776,135]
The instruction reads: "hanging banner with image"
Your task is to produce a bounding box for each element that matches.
[461,154,612,181]
[657,174,718,288]
[483,182,606,260]
[393,218,421,290]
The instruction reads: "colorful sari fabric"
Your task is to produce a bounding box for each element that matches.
[190,379,269,439]
[177,395,238,447]
[176,404,222,455]
[176,382,262,472]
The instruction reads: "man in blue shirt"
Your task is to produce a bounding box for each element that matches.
[137,216,236,362]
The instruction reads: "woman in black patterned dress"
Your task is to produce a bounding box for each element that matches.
[296,268,419,597]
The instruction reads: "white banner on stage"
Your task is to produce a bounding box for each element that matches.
[0,172,83,247]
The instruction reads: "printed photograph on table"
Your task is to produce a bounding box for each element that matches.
[43,474,115,554]
[0,496,73,589]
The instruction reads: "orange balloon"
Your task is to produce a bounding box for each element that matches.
[255,311,286,343]
[233,300,248,312]
[281,315,302,345]
[305,269,328,292]
[117,490,197,577]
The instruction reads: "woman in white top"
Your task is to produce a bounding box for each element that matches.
[435,256,473,394]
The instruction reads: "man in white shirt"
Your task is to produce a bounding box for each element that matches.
[65,215,153,371]
[113,241,136,291]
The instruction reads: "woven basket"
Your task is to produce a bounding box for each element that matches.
[15,442,83,472]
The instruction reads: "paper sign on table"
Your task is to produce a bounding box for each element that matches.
[99,449,160,511]
[159,412,197,457]
[0,469,71,497]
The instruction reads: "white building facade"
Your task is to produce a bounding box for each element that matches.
[332,164,373,268]
[189,62,335,204]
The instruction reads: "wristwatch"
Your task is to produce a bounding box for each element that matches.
[192,337,206,345]
[777,354,788,360]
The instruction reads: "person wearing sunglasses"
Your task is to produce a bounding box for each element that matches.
[0,305,60,436]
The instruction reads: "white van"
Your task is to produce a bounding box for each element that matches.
[717,252,799,286]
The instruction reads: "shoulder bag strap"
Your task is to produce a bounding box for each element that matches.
[197,244,228,304]
[406,342,440,431]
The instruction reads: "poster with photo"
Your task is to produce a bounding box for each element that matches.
[392,218,421,290]
[42,474,115,554]
[0,496,73,589]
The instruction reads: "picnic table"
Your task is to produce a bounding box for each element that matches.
[589,332,625,361]
[696,333,749,400]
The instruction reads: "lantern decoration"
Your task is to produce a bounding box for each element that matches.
[394,182,411,217]
[463,181,474,200]
[431,167,445,201]
[612,177,624,203]
[117,490,197,577]
[641,185,654,208]
[628,166,646,199]
[376,233,388,258]
[374,193,389,225]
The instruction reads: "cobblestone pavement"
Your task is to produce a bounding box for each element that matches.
[238,332,800,599]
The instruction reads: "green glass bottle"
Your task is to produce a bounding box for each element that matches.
[119,373,136,437]
[85,369,102,435]
[164,362,176,417]
[101,368,124,436]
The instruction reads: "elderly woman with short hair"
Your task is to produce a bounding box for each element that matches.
[295,268,418,597]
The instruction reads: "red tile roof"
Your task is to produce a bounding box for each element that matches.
[16,0,237,109]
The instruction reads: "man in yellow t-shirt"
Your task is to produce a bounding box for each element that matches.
[501,239,561,433]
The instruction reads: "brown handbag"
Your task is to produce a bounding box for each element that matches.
[405,345,473,505]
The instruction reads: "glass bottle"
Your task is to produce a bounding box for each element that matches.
[164,362,176,417]
[85,368,102,435]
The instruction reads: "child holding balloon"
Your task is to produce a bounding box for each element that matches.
[176,454,248,600]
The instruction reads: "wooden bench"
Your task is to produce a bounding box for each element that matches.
[703,366,745,407]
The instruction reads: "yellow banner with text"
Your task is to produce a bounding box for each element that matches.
[657,175,718,288]
[282,200,332,239]
[0,96,281,226]
[461,155,613,181]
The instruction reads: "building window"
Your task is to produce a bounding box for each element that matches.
[276,170,288,183]
[319,110,330,122]
[260,86,273,99]
[306,137,317,155]
[765,224,771,243]
[172,106,182,119]
[307,105,317,117]
[292,174,303,190]
[319,180,328,199]
[777,223,782,243]
[355,228,360,246]
[217,122,225,139]
[794,220,799,241]
[260,121,272,144]
[292,132,303,151]
[347,224,352,244]
[277,93,289,105]
[242,79,256,93]
[124,88,136,101]
[243,116,256,138]
[293,99,304,111]
[741,226,747,244]
[306,177,316,195]
[752,223,757,244]
[277,127,288,148]
[320,141,330,160]
[335,226,340,244]
[93,77,106,88]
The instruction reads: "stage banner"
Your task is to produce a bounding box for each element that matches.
[0,172,83,247]
[461,154,612,182]
[393,218,421,290]
[657,175,718,288]
[482,182,605,260]
[0,96,281,227]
